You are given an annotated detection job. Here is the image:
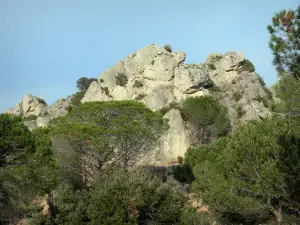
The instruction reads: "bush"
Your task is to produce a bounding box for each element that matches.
[115,73,128,86]
[87,170,185,224]
[99,78,104,83]
[163,44,172,53]
[208,63,216,70]
[236,105,246,118]
[132,80,143,88]
[232,91,243,101]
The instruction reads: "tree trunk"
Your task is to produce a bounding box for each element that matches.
[272,206,282,224]
[47,192,55,223]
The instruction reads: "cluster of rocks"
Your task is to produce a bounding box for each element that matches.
[5,44,272,164]
[6,94,73,130]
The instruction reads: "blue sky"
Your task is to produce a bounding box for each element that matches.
[0,0,299,112]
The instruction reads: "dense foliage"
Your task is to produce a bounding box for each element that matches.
[182,96,229,144]
[186,117,300,224]
[268,6,300,78]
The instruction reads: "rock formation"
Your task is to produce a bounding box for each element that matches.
[81,44,272,163]
[5,94,73,130]
[5,44,272,163]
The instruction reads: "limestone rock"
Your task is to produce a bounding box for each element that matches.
[159,109,190,163]
[6,94,47,117]
[6,94,73,129]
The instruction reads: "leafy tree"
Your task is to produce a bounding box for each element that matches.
[181,96,229,144]
[267,6,300,78]
[188,117,300,224]
[0,115,57,224]
[50,101,166,186]
[76,77,98,92]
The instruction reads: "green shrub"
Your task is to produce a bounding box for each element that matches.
[232,91,243,102]
[99,78,104,83]
[115,72,128,86]
[208,63,216,70]
[163,44,172,53]
[236,105,246,118]
[133,80,144,88]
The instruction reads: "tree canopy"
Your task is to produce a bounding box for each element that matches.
[268,6,300,78]
[76,77,98,92]
[181,96,229,144]
[186,117,300,224]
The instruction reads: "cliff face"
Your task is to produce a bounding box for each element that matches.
[81,44,271,164]
[5,44,272,164]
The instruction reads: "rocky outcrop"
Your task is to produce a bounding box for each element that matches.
[6,94,48,117]
[82,44,272,163]
[6,94,73,130]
